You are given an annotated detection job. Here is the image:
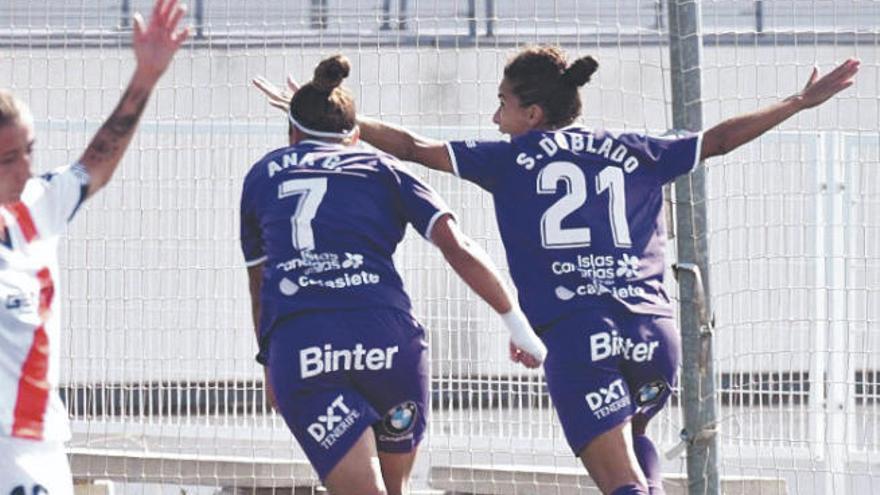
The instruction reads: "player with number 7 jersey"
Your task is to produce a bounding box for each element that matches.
[243,55,546,495]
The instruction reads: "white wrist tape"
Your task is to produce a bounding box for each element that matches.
[501,308,547,363]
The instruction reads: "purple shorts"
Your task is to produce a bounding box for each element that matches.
[541,308,680,456]
[267,308,429,480]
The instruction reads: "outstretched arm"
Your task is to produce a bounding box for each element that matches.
[79,0,190,198]
[701,58,859,160]
[356,117,454,174]
[251,75,454,173]
[430,214,547,368]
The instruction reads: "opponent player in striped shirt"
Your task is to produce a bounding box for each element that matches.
[255,47,858,495]
[0,1,189,492]
[242,55,545,495]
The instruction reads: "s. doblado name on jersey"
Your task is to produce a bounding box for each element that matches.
[447,128,701,327]
[240,141,452,341]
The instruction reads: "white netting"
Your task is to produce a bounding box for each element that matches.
[0,1,878,493]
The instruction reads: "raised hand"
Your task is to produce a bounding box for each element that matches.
[796,58,860,110]
[252,74,300,112]
[133,0,191,81]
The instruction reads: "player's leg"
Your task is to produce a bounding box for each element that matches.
[354,309,430,495]
[621,315,681,495]
[578,420,648,495]
[267,312,384,488]
[541,310,649,494]
[377,450,418,495]
[631,413,664,495]
[323,429,386,495]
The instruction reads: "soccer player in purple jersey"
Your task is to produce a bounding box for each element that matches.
[255,48,858,495]
[242,55,546,495]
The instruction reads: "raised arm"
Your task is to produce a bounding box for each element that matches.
[356,117,454,174]
[251,75,454,173]
[701,58,859,160]
[79,0,190,198]
[430,214,547,368]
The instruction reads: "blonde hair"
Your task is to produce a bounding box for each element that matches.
[0,89,31,128]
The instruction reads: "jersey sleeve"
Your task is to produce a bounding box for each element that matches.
[445,139,515,192]
[18,163,90,238]
[618,131,703,185]
[391,165,456,241]
[239,174,266,267]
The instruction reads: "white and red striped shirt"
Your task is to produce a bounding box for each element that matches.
[0,164,89,442]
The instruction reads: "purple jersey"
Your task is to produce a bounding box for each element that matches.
[447,128,701,327]
[240,141,453,341]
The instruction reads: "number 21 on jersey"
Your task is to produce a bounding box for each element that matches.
[537,161,632,249]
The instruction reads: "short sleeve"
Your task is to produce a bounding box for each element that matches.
[392,165,456,241]
[617,132,702,185]
[446,139,515,192]
[18,163,90,238]
[240,179,266,267]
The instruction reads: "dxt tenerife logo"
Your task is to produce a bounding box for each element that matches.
[585,378,631,420]
[308,395,361,450]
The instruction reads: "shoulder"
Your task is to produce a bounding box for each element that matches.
[244,145,294,186]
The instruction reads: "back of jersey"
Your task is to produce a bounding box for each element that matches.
[447,128,701,327]
[241,141,450,338]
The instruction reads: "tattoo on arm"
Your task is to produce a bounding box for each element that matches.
[82,87,149,165]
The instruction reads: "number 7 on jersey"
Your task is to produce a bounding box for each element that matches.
[278,177,328,251]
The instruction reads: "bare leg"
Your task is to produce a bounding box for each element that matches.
[324,429,387,495]
[578,420,648,494]
[379,450,418,495]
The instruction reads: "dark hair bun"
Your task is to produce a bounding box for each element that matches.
[312,55,351,92]
[561,56,598,87]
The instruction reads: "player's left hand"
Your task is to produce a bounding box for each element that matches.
[132,0,191,81]
[252,74,300,112]
[510,340,542,369]
[796,58,860,110]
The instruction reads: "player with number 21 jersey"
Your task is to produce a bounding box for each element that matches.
[447,128,700,327]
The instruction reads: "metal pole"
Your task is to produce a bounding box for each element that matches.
[824,133,852,495]
[755,0,765,33]
[467,0,477,38]
[485,0,496,37]
[667,2,720,495]
[120,0,130,29]
[194,0,205,39]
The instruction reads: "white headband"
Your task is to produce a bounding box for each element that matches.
[288,110,357,140]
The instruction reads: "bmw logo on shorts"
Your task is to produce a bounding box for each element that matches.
[636,380,668,406]
[384,401,418,436]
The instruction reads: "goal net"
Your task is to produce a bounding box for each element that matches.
[0,0,877,493]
